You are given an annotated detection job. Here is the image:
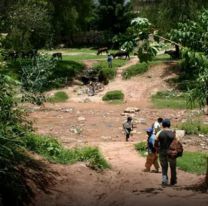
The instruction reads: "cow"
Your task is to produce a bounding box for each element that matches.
[164,45,180,59]
[51,52,62,60]
[112,51,130,60]
[97,47,108,55]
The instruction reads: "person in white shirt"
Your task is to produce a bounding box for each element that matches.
[153,118,163,135]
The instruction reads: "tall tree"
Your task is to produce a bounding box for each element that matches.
[95,0,135,34]
[5,0,52,50]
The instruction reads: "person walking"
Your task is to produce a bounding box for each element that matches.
[144,127,159,173]
[152,117,163,135]
[123,116,133,142]
[107,54,113,68]
[154,119,176,186]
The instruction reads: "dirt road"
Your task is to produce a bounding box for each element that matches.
[30,59,207,206]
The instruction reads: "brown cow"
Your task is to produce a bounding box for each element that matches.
[97,47,108,55]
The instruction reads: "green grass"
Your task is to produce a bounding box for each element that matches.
[151,91,190,109]
[62,54,105,61]
[48,91,69,103]
[177,120,208,135]
[25,134,110,170]
[177,152,208,174]
[102,90,124,101]
[150,54,171,65]
[122,62,149,79]
[135,142,147,157]
[135,142,208,174]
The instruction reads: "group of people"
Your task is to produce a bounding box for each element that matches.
[123,117,178,186]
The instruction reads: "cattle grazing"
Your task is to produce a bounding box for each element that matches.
[112,51,130,59]
[97,47,108,55]
[164,45,180,59]
[52,52,62,60]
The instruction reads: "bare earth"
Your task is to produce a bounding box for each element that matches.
[30,58,208,206]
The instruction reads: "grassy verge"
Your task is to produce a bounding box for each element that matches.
[122,62,148,79]
[102,90,124,102]
[177,120,208,135]
[25,134,110,170]
[48,91,69,103]
[151,91,190,109]
[135,142,207,174]
[149,54,173,65]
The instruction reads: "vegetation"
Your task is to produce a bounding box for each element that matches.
[48,91,69,103]
[25,133,110,170]
[102,90,124,101]
[177,120,208,135]
[122,62,148,79]
[151,91,189,109]
[135,142,207,174]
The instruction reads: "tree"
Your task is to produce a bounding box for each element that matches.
[5,0,52,50]
[95,0,135,35]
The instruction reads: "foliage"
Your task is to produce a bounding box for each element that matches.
[25,133,110,170]
[177,152,208,175]
[122,62,148,79]
[151,91,190,109]
[5,0,51,50]
[113,17,158,62]
[135,141,147,157]
[177,120,208,135]
[170,10,208,53]
[0,74,33,205]
[95,0,135,35]
[102,90,124,101]
[48,91,69,103]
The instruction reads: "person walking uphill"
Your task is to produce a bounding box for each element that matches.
[144,128,159,172]
[107,54,113,68]
[154,119,176,186]
[123,116,133,142]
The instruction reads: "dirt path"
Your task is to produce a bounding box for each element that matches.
[30,59,208,206]
[33,142,207,206]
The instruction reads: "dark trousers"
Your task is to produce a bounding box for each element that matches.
[159,153,177,184]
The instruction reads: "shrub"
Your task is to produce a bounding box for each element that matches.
[177,120,208,135]
[25,134,110,170]
[102,90,124,101]
[48,91,69,103]
[135,142,147,157]
[122,62,148,79]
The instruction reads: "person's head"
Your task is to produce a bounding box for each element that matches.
[157,117,163,123]
[127,116,132,122]
[146,127,153,135]
[162,119,171,128]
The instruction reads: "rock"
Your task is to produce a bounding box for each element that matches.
[73,79,84,86]
[101,136,112,141]
[78,116,86,121]
[199,134,205,137]
[61,108,73,113]
[83,98,91,103]
[138,118,146,124]
[175,130,185,139]
[121,113,126,116]
[124,107,140,113]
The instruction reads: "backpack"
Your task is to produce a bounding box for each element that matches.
[167,138,183,159]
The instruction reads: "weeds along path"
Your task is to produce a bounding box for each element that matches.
[33,141,208,206]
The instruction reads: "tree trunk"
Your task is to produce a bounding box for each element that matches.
[205,157,208,186]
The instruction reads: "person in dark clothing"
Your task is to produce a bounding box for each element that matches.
[123,116,133,142]
[154,119,176,186]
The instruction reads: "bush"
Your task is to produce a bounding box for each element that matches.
[48,91,69,103]
[25,134,110,170]
[102,90,124,101]
[177,120,208,135]
[122,62,148,79]
[135,142,147,157]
